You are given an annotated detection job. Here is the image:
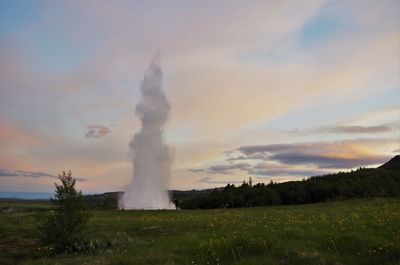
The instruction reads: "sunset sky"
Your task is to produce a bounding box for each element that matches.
[0,0,399,194]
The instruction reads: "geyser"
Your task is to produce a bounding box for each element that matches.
[119,54,173,209]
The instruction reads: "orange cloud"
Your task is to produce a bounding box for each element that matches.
[0,119,45,148]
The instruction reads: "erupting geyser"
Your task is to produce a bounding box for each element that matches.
[119,54,173,209]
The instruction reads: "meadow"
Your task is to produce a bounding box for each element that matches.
[0,198,399,265]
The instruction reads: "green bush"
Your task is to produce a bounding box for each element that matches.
[38,170,89,253]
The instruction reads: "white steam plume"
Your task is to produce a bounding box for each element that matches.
[119,53,174,209]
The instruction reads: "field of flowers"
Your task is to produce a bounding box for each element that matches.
[0,198,399,264]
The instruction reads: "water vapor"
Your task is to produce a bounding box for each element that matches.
[119,53,174,209]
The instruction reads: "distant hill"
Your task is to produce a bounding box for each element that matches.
[82,192,122,209]
[379,155,400,171]
[80,189,215,209]
[0,192,53,200]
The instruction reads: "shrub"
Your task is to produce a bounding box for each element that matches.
[38,170,89,253]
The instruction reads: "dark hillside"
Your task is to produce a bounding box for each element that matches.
[82,192,122,209]
[379,155,400,171]
[81,189,214,209]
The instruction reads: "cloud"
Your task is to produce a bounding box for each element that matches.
[193,160,325,178]
[0,168,86,182]
[0,168,56,178]
[207,163,252,174]
[188,138,394,179]
[199,177,244,185]
[320,125,392,134]
[189,162,252,175]
[249,162,321,177]
[188,168,205,173]
[234,139,392,169]
[270,153,386,169]
[84,125,111,138]
[0,118,45,148]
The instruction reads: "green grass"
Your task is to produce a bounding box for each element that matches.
[1,198,399,265]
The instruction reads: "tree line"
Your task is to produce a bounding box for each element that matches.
[177,168,400,209]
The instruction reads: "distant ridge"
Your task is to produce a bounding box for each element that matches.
[0,192,53,200]
[379,155,400,171]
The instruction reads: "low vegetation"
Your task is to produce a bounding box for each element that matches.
[1,198,399,264]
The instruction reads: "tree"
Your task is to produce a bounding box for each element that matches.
[39,170,89,253]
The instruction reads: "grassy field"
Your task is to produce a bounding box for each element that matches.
[0,198,399,265]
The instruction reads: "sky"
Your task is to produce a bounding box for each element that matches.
[0,0,399,194]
